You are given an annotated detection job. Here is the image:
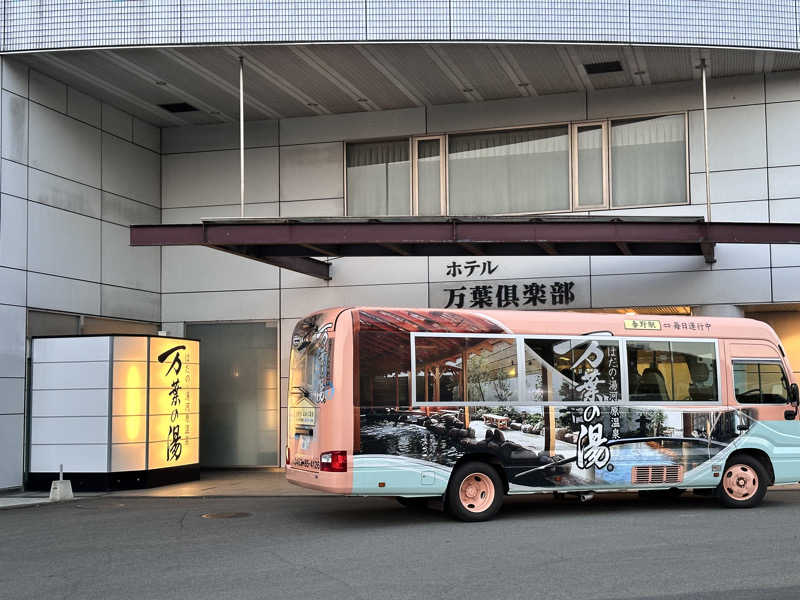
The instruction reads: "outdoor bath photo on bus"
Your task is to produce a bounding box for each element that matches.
[286,307,800,521]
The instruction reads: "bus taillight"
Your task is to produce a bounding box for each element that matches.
[286,446,290,466]
[320,451,347,472]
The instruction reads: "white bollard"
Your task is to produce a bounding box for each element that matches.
[49,464,74,502]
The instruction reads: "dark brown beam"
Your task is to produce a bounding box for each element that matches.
[213,245,331,280]
[300,243,338,257]
[129,217,800,278]
[538,241,558,255]
[379,243,410,256]
[136,218,796,249]
[459,242,484,255]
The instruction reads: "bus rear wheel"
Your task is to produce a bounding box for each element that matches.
[716,455,768,508]
[447,462,503,522]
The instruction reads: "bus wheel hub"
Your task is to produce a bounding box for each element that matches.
[458,473,494,512]
[724,464,757,500]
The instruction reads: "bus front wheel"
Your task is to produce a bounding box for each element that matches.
[447,462,503,522]
[716,455,768,508]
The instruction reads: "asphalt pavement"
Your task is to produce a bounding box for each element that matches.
[3,490,800,600]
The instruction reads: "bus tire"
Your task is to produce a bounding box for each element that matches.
[447,462,503,522]
[716,455,768,509]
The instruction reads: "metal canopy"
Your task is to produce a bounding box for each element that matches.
[130,216,800,280]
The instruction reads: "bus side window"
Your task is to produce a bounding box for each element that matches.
[626,340,718,403]
[733,362,790,404]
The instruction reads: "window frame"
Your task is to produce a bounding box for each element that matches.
[412,135,448,216]
[342,137,414,217]
[608,111,690,210]
[625,336,722,405]
[409,333,721,408]
[570,121,609,210]
[730,358,791,406]
[344,111,690,218]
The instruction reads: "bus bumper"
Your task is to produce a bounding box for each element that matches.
[285,466,352,494]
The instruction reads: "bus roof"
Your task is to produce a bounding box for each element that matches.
[327,306,781,345]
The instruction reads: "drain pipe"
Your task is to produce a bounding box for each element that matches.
[239,55,245,218]
[701,58,711,223]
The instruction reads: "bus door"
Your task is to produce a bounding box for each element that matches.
[727,342,795,423]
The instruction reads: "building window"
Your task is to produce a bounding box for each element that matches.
[610,114,687,207]
[573,122,608,209]
[345,113,687,216]
[345,140,410,216]
[448,126,570,215]
[413,136,445,216]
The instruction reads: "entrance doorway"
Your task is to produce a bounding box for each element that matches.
[186,322,279,467]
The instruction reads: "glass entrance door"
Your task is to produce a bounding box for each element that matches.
[186,322,279,467]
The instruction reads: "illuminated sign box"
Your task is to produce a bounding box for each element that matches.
[29,335,200,491]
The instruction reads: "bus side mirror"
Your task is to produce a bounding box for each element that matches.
[786,384,799,420]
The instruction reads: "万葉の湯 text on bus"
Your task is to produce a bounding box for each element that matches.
[286,308,800,521]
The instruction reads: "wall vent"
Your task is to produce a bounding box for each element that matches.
[158,102,198,113]
[632,464,683,484]
[583,61,623,75]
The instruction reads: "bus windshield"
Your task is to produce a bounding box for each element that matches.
[289,318,333,405]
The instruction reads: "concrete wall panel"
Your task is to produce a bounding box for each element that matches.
[28,168,101,218]
[162,289,280,322]
[29,71,66,112]
[102,104,132,140]
[690,169,767,205]
[2,159,27,199]
[102,133,160,207]
[0,194,27,269]
[0,304,26,377]
[27,271,101,315]
[0,377,24,415]
[280,282,428,319]
[689,105,766,173]
[67,87,101,127]
[101,222,160,292]
[101,285,160,322]
[0,266,26,306]
[162,246,279,293]
[162,146,278,208]
[0,415,23,488]
[101,192,161,227]
[29,103,100,187]
[281,106,425,145]
[279,143,343,202]
[27,202,100,281]
[592,268,771,307]
[2,91,28,163]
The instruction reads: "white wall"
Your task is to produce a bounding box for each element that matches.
[0,58,162,488]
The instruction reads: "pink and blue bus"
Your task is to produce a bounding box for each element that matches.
[286,307,800,521]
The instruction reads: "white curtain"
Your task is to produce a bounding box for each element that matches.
[611,115,686,207]
[346,141,410,216]
[448,126,570,215]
